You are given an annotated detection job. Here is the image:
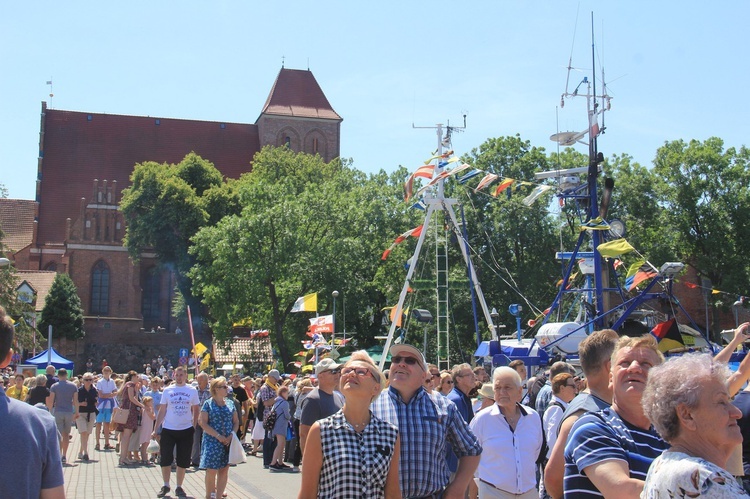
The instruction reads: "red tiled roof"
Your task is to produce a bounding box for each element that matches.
[0,199,36,253]
[260,68,342,120]
[16,270,57,311]
[213,336,274,364]
[37,108,260,244]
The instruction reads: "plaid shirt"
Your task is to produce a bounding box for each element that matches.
[371,386,482,498]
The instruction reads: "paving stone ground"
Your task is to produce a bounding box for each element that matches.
[62,430,301,499]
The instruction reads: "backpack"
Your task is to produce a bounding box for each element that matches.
[263,400,281,431]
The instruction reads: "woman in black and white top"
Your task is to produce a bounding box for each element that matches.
[298,353,401,499]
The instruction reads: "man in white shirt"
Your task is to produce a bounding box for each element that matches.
[152,366,200,498]
[95,366,117,451]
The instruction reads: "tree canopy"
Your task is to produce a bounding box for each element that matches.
[39,273,85,341]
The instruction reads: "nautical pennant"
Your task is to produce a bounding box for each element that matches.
[475,173,498,192]
[382,224,424,260]
[625,261,658,291]
[491,178,514,197]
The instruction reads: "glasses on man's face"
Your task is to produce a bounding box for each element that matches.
[341,367,375,379]
[323,369,341,375]
[392,356,420,366]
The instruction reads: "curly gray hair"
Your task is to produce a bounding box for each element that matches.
[641,353,731,442]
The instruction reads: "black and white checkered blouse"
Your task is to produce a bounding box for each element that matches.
[317,410,398,499]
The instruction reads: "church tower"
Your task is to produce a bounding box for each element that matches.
[256,68,342,162]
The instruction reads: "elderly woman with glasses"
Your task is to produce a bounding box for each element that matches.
[439,372,454,396]
[299,353,401,499]
[199,376,239,499]
[641,353,749,498]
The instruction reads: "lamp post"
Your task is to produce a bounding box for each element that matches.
[733,298,744,328]
[332,290,339,336]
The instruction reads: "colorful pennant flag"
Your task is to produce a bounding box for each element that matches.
[382,225,424,260]
[589,111,600,138]
[650,318,685,353]
[382,305,410,327]
[411,199,427,210]
[597,238,636,258]
[684,282,699,289]
[522,185,553,206]
[458,169,482,184]
[492,178,514,197]
[413,164,435,179]
[291,293,318,313]
[475,173,498,192]
[625,261,658,291]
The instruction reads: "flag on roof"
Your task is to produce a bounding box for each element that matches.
[382,224,424,260]
[650,318,685,353]
[597,238,636,258]
[625,261,658,291]
[291,293,318,313]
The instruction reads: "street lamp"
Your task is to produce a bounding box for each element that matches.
[332,290,339,335]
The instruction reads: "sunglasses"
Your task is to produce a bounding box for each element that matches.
[341,367,375,379]
[392,356,421,366]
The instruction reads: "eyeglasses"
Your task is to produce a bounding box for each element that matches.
[341,367,375,379]
[455,372,475,378]
[431,372,440,378]
[322,369,341,375]
[566,382,577,387]
[392,356,421,366]
[216,385,228,389]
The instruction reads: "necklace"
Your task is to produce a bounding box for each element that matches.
[345,416,370,429]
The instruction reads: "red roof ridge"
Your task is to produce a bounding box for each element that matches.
[260,68,341,121]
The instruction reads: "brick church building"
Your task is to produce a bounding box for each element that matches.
[4,68,341,368]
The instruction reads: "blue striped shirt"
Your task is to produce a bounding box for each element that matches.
[371,386,482,498]
[563,407,667,498]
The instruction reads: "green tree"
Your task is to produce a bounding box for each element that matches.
[652,138,750,337]
[120,152,240,321]
[39,273,85,340]
[190,147,410,367]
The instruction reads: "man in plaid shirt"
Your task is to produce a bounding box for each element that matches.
[372,344,482,499]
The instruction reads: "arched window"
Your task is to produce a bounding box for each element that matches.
[91,261,110,315]
[44,262,57,271]
[141,268,161,319]
[284,136,291,147]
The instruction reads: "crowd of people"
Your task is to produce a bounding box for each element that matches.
[5,305,750,498]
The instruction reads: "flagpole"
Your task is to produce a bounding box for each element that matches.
[186,306,199,375]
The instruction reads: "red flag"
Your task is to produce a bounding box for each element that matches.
[650,318,684,353]
[382,225,424,260]
[684,282,699,289]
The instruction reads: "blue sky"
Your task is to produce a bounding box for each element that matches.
[2,2,749,200]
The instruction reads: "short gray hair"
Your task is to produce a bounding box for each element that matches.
[492,366,522,388]
[641,353,731,442]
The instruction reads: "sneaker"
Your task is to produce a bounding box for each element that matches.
[175,486,187,497]
[269,464,282,472]
[292,466,300,472]
[156,486,170,498]
[83,453,89,462]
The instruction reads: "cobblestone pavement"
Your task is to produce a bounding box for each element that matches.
[62,431,301,498]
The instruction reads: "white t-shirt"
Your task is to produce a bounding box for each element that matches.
[95,377,117,410]
[160,384,199,430]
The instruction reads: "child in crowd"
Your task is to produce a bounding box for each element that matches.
[140,396,156,464]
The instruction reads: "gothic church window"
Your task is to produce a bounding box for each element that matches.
[141,268,161,319]
[91,260,110,315]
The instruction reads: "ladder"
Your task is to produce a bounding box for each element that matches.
[435,221,450,370]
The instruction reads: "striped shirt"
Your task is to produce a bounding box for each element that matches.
[563,407,668,498]
[317,410,398,499]
[371,386,482,498]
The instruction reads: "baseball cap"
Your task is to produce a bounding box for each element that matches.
[268,369,282,381]
[315,358,341,375]
[389,344,427,371]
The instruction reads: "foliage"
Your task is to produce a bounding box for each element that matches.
[39,273,85,340]
[190,146,412,366]
[120,152,240,316]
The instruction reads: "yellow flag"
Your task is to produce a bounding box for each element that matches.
[597,239,635,258]
[199,353,210,372]
[291,293,318,312]
[193,342,208,358]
